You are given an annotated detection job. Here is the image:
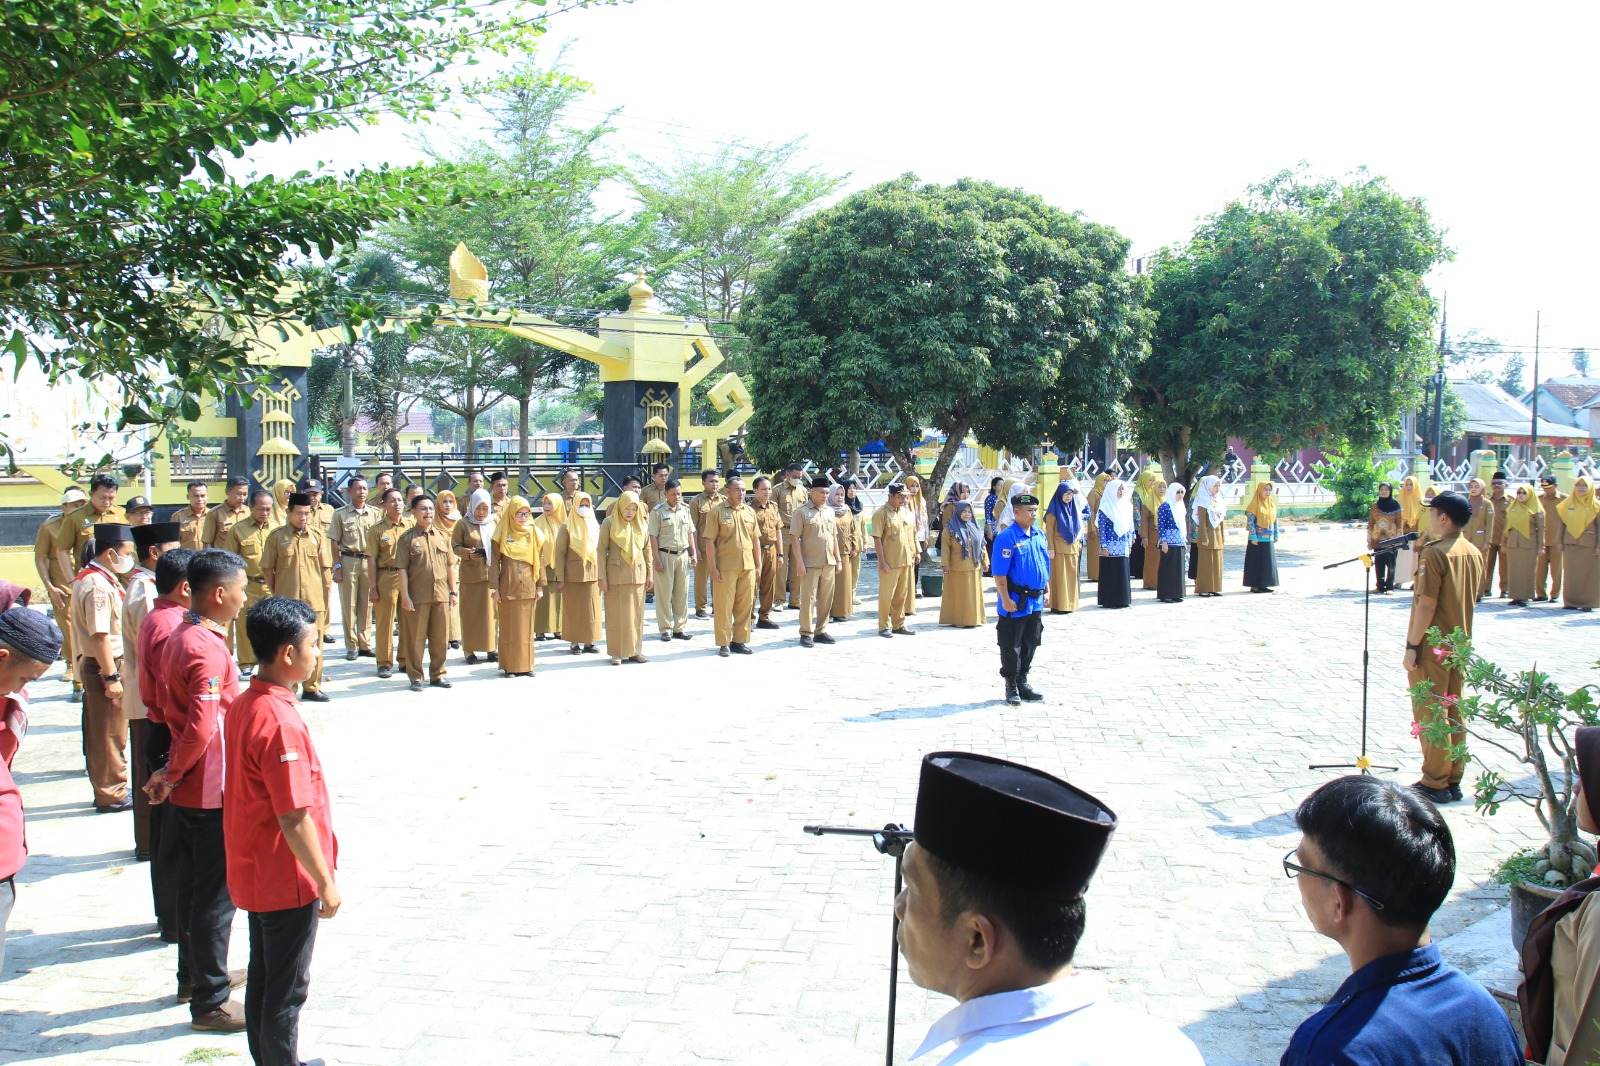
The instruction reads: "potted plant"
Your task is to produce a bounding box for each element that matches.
[1416,626,1600,950]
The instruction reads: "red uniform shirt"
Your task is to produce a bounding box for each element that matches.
[136,598,186,726]
[223,678,336,913]
[0,690,28,880]
[163,613,237,809]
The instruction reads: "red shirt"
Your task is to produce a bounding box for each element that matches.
[163,613,237,809]
[136,598,186,726]
[224,678,336,913]
[0,689,30,880]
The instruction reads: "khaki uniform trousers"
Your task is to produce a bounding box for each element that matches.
[757,545,780,620]
[780,552,799,608]
[80,658,128,807]
[1537,549,1563,600]
[1408,652,1465,791]
[404,600,449,682]
[713,570,755,647]
[654,551,691,634]
[374,569,404,669]
[1481,546,1504,597]
[306,608,328,691]
[877,565,913,632]
[52,590,78,685]
[693,558,713,611]
[798,566,836,636]
[339,556,373,652]
[235,581,269,669]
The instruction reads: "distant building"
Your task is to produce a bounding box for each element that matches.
[1450,378,1590,464]
[353,411,435,452]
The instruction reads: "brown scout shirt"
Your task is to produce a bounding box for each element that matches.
[177,505,211,551]
[1413,532,1485,651]
[871,504,919,569]
[223,517,275,591]
[202,502,249,549]
[1489,489,1509,547]
[262,526,333,611]
[451,520,492,585]
[790,501,840,569]
[396,525,453,604]
[703,501,758,572]
[70,563,125,659]
[55,502,128,565]
[640,484,667,512]
[753,500,785,553]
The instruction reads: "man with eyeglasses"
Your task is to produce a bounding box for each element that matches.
[1280,775,1520,1065]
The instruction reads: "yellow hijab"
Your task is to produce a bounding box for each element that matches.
[493,494,541,566]
[1244,481,1277,528]
[1089,472,1111,511]
[1558,476,1600,539]
[565,491,600,563]
[1506,485,1543,539]
[534,493,565,568]
[1398,476,1423,526]
[435,489,460,534]
[1135,469,1161,514]
[271,478,296,526]
[603,490,649,566]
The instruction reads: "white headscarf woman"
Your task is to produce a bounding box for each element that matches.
[1160,481,1189,541]
[467,488,496,568]
[995,478,1032,533]
[1098,479,1134,538]
[1192,475,1226,529]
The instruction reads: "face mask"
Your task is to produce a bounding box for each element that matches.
[579,507,593,517]
[111,552,135,574]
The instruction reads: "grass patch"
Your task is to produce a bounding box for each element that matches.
[1491,847,1544,886]
[182,1049,239,1064]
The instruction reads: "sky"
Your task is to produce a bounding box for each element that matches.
[245,0,1600,376]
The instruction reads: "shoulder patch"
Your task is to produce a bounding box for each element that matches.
[1000,548,1012,558]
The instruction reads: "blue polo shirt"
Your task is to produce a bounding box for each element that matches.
[991,522,1050,618]
[1280,945,1520,1066]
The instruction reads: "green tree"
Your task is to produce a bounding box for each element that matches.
[741,175,1151,500]
[1418,378,1468,455]
[1574,348,1591,376]
[1131,169,1450,486]
[1499,352,1527,396]
[1,0,550,455]
[1318,443,1397,520]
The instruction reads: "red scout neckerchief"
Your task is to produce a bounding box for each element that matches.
[75,560,126,601]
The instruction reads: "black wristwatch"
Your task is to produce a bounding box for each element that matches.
[103,671,122,682]
[1404,642,1422,652]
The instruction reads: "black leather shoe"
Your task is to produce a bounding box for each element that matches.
[831,616,847,622]
[672,631,691,640]
[409,680,424,692]
[430,678,452,689]
[659,633,672,643]
[1449,783,1464,802]
[1005,680,1021,706]
[1017,680,1043,702]
[465,653,480,664]
[95,796,133,813]
[731,643,753,655]
[486,652,498,662]
[892,627,915,636]
[301,690,331,703]
[377,666,393,678]
[880,629,893,638]
[135,849,152,862]
[323,633,336,644]
[345,649,357,661]
[799,635,814,648]
[814,633,836,645]
[358,649,376,658]
[695,609,709,619]
[718,646,730,657]
[1409,782,1455,804]
[755,619,780,630]
[448,641,460,649]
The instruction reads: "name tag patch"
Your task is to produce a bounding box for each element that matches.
[280,750,300,763]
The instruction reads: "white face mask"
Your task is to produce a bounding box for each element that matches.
[111,551,135,574]
[578,507,594,517]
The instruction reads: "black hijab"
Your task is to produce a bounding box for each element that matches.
[1374,482,1401,514]
[842,478,862,515]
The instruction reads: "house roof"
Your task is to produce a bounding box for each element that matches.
[1453,379,1591,440]
[1523,377,1600,412]
[354,411,434,436]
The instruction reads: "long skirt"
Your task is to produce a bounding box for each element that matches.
[832,555,861,618]
[1049,544,1081,612]
[1157,546,1186,602]
[460,580,497,654]
[1195,548,1223,595]
[1243,541,1279,590]
[1187,544,1198,580]
[1086,524,1101,582]
[939,566,985,626]
[498,596,536,673]
[1565,546,1600,608]
[562,580,602,644]
[1506,546,1539,603]
[604,582,645,659]
[1143,537,1160,589]
[1097,555,1131,608]
[1395,545,1417,588]
[536,564,562,635]
[1129,537,1144,583]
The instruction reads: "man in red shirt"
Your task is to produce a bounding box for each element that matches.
[227,595,340,1066]
[0,606,63,978]
[146,548,248,1031]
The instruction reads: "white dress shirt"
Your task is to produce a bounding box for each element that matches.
[910,972,1203,1065]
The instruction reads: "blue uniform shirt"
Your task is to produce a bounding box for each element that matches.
[991,522,1050,618]
[1280,945,1521,1066]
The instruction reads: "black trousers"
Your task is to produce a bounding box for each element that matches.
[172,804,237,1014]
[146,723,178,942]
[996,613,1043,680]
[246,901,319,1066]
[1373,548,1397,590]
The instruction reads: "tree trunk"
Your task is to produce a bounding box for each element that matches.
[847,449,861,477]
[464,410,477,462]
[925,423,970,510]
[340,417,355,459]
[517,393,531,466]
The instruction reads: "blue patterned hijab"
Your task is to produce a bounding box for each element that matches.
[1047,481,1084,543]
[949,500,982,561]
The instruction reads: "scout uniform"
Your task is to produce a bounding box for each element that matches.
[647,499,696,638]
[753,499,785,624]
[328,502,381,656]
[702,495,758,651]
[55,500,127,576]
[1408,519,1485,793]
[262,523,333,692]
[367,513,411,673]
[689,486,723,614]
[1538,483,1567,600]
[991,505,1052,705]
[177,505,211,551]
[223,515,275,668]
[35,507,79,690]
[396,523,455,684]
[872,501,919,634]
[70,544,129,808]
[790,490,841,641]
[1487,485,1509,597]
[774,476,808,607]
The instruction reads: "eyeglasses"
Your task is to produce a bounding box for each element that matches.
[1282,848,1386,911]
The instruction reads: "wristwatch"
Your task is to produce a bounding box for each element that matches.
[1405,642,1422,652]
[103,671,122,682]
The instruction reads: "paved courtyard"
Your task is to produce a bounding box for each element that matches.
[1,525,1590,1064]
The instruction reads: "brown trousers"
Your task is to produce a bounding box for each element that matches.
[694,559,713,611]
[80,658,128,807]
[757,545,780,620]
[878,565,913,631]
[713,569,754,647]
[306,608,328,691]
[1481,545,1508,597]
[373,570,402,668]
[1409,650,1465,790]
[404,600,449,682]
[339,557,373,652]
[1537,549,1563,600]
[235,583,268,668]
[798,565,836,636]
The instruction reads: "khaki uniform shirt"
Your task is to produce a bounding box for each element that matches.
[202,502,249,549]
[836,509,860,557]
[1542,491,1568,548]
[1465,496,1494,553]
[451,520,492,584]
[367,516,410,572]
[648,501,697,554]
[491,494,512,524]
[70,563,124,659]
[640,484,667,512]
[311,502,337,537]
[177,506,211,551]
[872,504,919,569]
[34,513,70,588]
[1413,532,1485,647]
[690,490,723,544]
[122,569,157,720]
[790,501,841,568]
[328,504,381,564]
[774,480,807,528]
[262,526,333,611]
[1489,491,1509,546]
[55,503,128,566]
[397,525,453,604]
[223,517,274,589]
[703,501,758,572]
[753,501,785,549]
[491,554,543,598]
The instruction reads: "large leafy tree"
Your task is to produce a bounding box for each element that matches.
[741,175,1151,499]
[1131,169,1450,485]
[1,0,557,455]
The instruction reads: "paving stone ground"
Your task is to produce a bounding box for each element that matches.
[1,526,1591,1064]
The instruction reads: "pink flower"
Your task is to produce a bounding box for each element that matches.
[1438,694,1458,707]
[1432,647,1447,661]
[1410,721,1423,737]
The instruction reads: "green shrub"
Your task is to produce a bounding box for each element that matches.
[1318,447,1397,521]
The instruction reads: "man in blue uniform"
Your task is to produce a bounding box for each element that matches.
[990,492,1050,706]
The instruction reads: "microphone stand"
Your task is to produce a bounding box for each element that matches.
[1309,533,1411,775]
[804,823,914,1066]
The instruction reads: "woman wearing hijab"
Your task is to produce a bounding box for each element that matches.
[1044,479,1088,614]
[1367,482,1404,593]
[1192,475,1227,597]
[1504,484,1546,607]
[1095,479,1136,608]
[1135,471,1164,590]
[842,479,866,608]
[435,489,463,648]
[270,477,296,528]
[983,476,1004,576]
[1559,476,1600,611]
[452,490,498,663]
[1396,476,1425,587]
[490,495,545,676]
[533,493,565,641]
[939,498,986,627]
[599,490,652,664]
[1155,482,1189,603]
[1085,472,1110,583]
[1242,481,1280,593]
[940,481,971,530]
[554,491,602,653]
[1465,478,1496,597]
[829,485,860,622]
[901,474,930,612]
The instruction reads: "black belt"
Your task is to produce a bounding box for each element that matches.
[1010,585,1045,598]
[379,565,400,572]
[341,551,369,559]
[659,548,687,555]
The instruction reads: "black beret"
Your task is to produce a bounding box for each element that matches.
[287,492,313,508]
[132,523,181,551]
[1424,490,1472,526]
[1013,494,1040,507]
[914,751,1116,899]
[809,476,831,490]
[0,607,63,664]
[93,523,134,546]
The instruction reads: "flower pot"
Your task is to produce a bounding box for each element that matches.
[1510,878,1564,953]
[920,573,944,598]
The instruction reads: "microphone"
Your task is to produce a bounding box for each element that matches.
[1375,531,1418,552]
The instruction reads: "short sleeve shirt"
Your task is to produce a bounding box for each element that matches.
[70,564,125,651]
[262,527,332,610]
[397,525,453,603]
[753,501,785,548]
[1414,532,1484,649]
[367,516,409,570]
[871,505,919,569]
[34,514,69,585]
[703,502,758,571]
[790,502,840,568]
[164,615,238,809]
[991,523,1050,617]
[136,598,186,726]
[202,503,248,549]
[55,503,127,564]
[224,679,337,913]
[224,517,274,582]
[647,502,696,552]
[177,506,210,551]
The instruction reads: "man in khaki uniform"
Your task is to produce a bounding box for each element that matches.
[367,488,411,678]
[641,463,671,512]
[752,476,785,630]
[36,486,86,698]
[202,475,251,550]
[261,492,333,701]
[689,470,723,619]
[647,479,697,642]
[124,495,154,526]
[1536,475,1566,601]
[1404,491,1486,804]
[396,495,457,691]
[1484,471,1509,598]
[301,477,337,537]
[701,473,758,656]
[873,483,920,636]
[174,481,210,550]
[774,463,809,608]
[791,476,843,648]
[329,475,380,661]
[70,522,134,810]
[489,471,513,523]
[222,490,275,676]
[55,474,126,580]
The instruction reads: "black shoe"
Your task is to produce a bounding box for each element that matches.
[486,651,498,662]
[880,629,893,638]
[135,849,152,862]
[814,632,836,645]
[70,687,84,704]
[301,690,331,703]
[466,653,480,664]
[1017,679,1043,702]
[345,649,358,661]
[94,796,133,813]
[583,644,600,653]
[799,635,814,648]
[1409,782,1455,804]
[1509,600,1526,607]
[659,633,672,643]
[673,631,691,640]
[831,616,847,622]
[892,627,915,636]
[755,619,780,630]
[430,678,452,689]
[695,609,709,619]
[378,666,393,679]
[358,649,376,658]
[731,643,753,655]
[449,641,460,649]
[719,646,730,658]
[323,633,336,644]
[1449,783,1464,802]
[409,680,424,692]
[1005,680,1021,706]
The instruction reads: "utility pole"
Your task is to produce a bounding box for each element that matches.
[1530,310,1542,468]
[1430,293,1447,469]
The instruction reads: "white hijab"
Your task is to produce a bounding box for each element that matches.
[467,489,495,567]
[1098,479,1134,537]
[1161,482,1188,541]
[1192,475,1226,527]
[996,479,1031,532]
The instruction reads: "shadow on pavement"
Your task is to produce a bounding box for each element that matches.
[846,699,999,723]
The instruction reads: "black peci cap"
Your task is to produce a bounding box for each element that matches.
[132,523,180,551]
[1423,490,1472,526]
[287,492,313,508]
[809,476,831,490]
[93,523,135,547]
